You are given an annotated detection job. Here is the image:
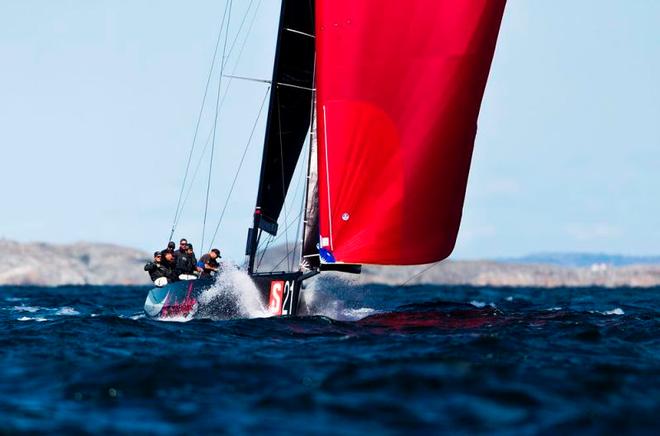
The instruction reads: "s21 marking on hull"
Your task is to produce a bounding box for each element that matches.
[268,280,296,316]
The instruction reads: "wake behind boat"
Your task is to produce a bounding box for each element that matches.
[143,0,507,320]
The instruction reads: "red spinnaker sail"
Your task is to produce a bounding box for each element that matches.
[316,0,506,265]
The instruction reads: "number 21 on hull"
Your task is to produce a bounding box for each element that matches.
[268,280,296,316]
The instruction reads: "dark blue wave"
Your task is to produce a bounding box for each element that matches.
[1,284,659,434]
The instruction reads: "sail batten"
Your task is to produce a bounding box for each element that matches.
[315,0,507,265]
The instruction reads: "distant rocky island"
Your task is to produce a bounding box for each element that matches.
[358,260,660,288]
[0,240,150,286]
[0,240,658,287]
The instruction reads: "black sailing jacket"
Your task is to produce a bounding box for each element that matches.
[175,253,197,275]
[144,262,175,282]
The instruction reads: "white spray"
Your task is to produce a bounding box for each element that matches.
[197,263,272,319]
[299,274,377,321]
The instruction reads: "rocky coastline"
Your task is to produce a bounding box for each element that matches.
[0,240,658,288]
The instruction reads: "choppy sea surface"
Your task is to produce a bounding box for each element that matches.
[2,276,659,434]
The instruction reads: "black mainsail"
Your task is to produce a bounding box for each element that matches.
[247,0,315,273]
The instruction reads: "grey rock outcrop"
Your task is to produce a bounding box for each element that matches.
[257,245,660,288]
[1,240,658,287]
[0,240,151,286]
[357,261,660,288]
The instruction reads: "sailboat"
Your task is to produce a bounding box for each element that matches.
[144,0,507,319]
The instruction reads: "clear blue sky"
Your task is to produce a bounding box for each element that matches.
[0,0,658,261]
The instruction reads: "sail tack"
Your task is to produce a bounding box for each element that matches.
[315,0,507,265]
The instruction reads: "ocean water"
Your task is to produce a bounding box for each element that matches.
[2,276,659,434]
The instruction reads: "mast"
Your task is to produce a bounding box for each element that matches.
[301,94,320,270]
[247,0,315,274]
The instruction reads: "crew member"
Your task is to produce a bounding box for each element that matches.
[161,241,176,256]
[161,251,179,282]
[175,244,197,280]
[186,243,198,273]
[198,248,221,278]
[144,252,173,287]
[174,238,188,258]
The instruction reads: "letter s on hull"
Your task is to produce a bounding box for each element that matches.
[268,281,284,316]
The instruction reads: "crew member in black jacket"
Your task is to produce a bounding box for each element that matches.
[144,252,174,287]
[161,241,176,256]
[174,238,188,259]
[186,244,198,273]
[175,244,198,279]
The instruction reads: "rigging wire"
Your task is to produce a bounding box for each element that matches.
[254,207,303,253]
[300,58,318,265]
[293,103,315,267]
[208,85,271,248]
[168,0,308,263]
[393,262,443,290]
[254,60,315,271]
[288,137,309,267]
[282,122,310,232]
[255,233,274,271]
[253,207,304,271]
[271,243,303,272]
[167,4,229,242]
[292,181,305,266]
[169,0,261,240]
[201,0,233,252]
[269,48,318,271]
[225,0,257,65]
[252,132,308,271]
[177,129,215,223]
[213,0,264,135]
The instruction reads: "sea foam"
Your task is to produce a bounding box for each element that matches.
[299,275,377,321]
[17,316,49,322]
[198,264,271,319]
[55,307,80,316]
